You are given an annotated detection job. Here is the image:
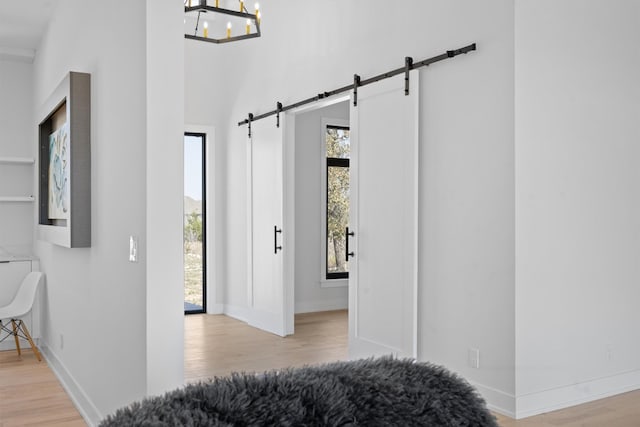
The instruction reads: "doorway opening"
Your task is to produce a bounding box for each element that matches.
[243,98,350,338]
[292,100,350,319]
[184,132,206,314]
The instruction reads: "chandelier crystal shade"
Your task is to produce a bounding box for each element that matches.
[184,0,261,44]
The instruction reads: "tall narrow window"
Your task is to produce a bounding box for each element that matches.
[326,125,350,280]
[184,133,206,314]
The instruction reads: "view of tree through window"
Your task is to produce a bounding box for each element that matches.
[326,125,350,279]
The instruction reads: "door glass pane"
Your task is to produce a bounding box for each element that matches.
[184,133,205,313]
[327,164,350,275]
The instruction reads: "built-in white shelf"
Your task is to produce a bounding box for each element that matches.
[0,157,35,165]
[0,196,35,202]
[0,157,35,202]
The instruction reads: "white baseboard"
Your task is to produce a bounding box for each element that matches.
[469,381,516,419]
[515,369,640,419]
[294,298,348,314]
[40,343,102,427]
[207,303,224,314]
[223,304,250,323]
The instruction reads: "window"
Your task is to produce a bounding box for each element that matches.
[326,125,350,280]
[184,132,206,314]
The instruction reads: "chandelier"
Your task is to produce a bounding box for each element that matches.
[184,0,261,44]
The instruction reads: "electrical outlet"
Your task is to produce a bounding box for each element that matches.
[468,348,480,369]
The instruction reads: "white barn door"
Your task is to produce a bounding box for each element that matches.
[247,118,291,337]
[348,72,419,359]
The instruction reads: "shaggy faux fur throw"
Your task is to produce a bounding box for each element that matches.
[100,357,498,426]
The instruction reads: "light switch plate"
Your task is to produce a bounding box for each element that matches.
[129,236,138,262]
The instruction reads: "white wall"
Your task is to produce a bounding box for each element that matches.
[419,4,515,413]
[0,60,32,156]
[32,1,184,423]
[515,0,640,417]
[145,0,185,397]
[185,0,515,413]
[294,101,349,314]
[0,60,34,253]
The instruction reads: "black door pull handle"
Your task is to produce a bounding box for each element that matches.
[346,227,355,261]
[274,226,283,254]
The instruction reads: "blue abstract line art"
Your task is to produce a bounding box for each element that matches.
[48,123,70,220]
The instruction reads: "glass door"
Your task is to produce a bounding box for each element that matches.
[184,133,206,314]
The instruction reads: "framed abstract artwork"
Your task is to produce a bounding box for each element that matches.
[37,72,91,248]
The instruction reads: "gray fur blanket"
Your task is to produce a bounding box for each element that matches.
[100,357,497,426]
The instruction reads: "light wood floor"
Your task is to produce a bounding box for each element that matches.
[0,350,85,426]
[184,309,348,381]
[2,310,639,426]
[493,391,640,427]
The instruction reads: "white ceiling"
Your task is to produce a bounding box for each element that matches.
[0,0,59,60]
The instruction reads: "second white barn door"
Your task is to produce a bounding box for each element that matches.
[247,117,290,337]
[348,72,419,359]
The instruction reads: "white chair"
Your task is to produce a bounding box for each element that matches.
[0,272,43,361]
